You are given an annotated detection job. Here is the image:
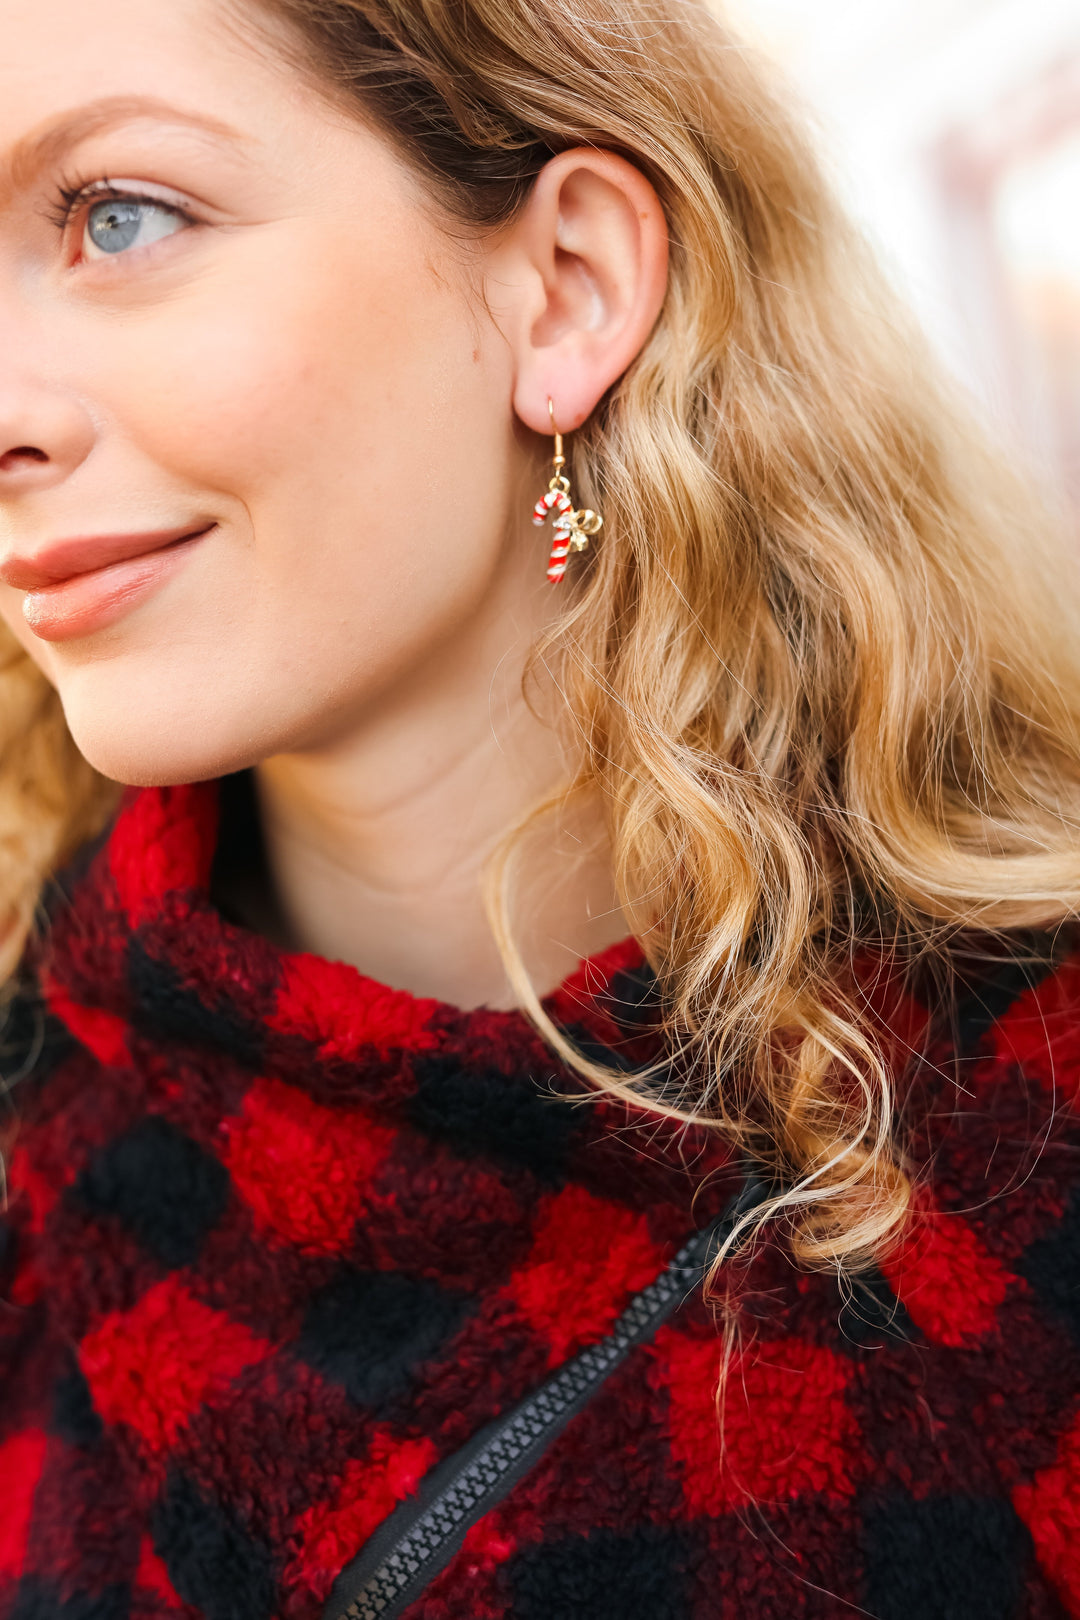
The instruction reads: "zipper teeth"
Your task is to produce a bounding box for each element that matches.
[336,1227,714,1620]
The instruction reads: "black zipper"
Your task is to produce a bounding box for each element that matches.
[321,1173,760,1620]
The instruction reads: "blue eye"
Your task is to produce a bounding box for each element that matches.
[85,197,187,258]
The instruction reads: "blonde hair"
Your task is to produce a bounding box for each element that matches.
[4,0,1080,1269]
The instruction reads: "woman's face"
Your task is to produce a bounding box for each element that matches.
[0,0,544,784]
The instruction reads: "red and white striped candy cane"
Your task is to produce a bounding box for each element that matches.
[545,524,575,584]
[531,486,573,527]
[531,487,575,584]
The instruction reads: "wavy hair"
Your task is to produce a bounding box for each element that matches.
[4,0,1080,1267]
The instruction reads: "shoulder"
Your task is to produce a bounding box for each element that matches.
[864,930,1080,1342]
[627,937,1080,1613]
[903,929,1080,1233]
[948,930,1080,1097]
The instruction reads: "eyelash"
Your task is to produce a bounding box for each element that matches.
[42,173,194,245]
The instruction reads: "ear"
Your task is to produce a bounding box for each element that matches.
[486,147,669,435]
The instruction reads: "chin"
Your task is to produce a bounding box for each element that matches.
[58,681,261,789]
[69,733,246,790]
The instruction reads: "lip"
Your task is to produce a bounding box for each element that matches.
[7,524,215,643]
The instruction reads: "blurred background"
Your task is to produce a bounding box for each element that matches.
[719,0,1080,533]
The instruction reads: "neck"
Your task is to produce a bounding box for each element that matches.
[227,619,627,1009]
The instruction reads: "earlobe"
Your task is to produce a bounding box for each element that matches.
[499,147,669,436]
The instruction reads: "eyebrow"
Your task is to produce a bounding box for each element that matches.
[0,94,250,207]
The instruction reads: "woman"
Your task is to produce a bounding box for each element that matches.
[1,0,1078,1614]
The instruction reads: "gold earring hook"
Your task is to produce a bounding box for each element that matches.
[547,397,565,474]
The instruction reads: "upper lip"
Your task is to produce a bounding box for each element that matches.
[0,523,214,591]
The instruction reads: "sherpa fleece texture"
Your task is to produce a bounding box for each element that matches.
[1,779,1080,1620]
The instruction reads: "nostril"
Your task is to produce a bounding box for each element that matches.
[0,446,50,471]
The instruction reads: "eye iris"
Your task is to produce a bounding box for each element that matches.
[87,199,145,254]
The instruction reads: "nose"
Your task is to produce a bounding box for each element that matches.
[0,359,96,492]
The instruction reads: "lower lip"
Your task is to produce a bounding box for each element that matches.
[20,527,214,643]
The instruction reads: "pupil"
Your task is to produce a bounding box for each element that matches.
[88,200,143,254]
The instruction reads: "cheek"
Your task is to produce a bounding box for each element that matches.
[42,216,518,783]
[107,223,434,474]
[219,234,502,672]
[106,221,488,600]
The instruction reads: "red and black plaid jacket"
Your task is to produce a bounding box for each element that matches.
[2,778,1080,1619]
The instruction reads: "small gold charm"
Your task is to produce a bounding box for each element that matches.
[530,401,604,583]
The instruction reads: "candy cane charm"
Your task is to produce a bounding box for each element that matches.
[530,400,604,584]
[531,486,575,582]
[545,523,575,584]
[531,486,573,527]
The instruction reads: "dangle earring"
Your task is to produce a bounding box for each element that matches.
[531,400,603,583]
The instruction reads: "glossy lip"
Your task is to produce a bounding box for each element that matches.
[7,523,216,643]
[0,521,215,591]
